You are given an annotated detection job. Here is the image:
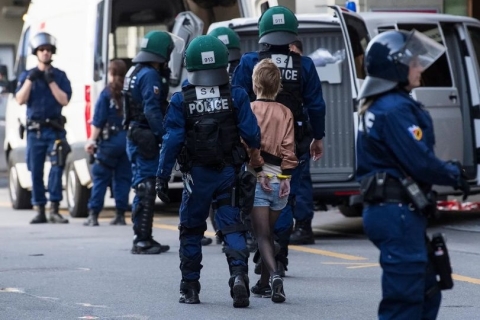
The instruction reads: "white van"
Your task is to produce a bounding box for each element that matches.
[209,6,480,217]
[3,0,278,217]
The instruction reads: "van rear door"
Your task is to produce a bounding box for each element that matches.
[308,7,369,197]
[461,22,480,183]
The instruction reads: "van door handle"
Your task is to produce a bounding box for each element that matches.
[449,93,458,103]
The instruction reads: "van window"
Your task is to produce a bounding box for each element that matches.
[93,0,105,81]
[344,15,369,79]
[109,25,167,70]
[15,27,30,77]
[397,23,452,87]
[467,26,480,74]
[377,26,396,33]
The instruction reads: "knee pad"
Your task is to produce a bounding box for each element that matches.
[136,177,156,210]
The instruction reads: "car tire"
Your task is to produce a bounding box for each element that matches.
[8,158,32,210]
[66,163,90,218]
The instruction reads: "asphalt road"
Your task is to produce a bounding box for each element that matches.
[1,184,480,319]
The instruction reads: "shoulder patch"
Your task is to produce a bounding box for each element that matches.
[408,125,423,141]
[153,86,160,95]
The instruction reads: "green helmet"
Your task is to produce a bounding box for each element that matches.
[258,6,298,45]
[208,27,242,62]
[184,35,229,86]
[132,31,174,64]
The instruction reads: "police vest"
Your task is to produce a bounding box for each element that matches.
[123,64,146,125]
[258,50,303,120]
[182,84,239,167]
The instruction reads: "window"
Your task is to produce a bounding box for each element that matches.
[467,26,480,74]
[15,27,30,77]
[344,15,369,79]
[397,23,452,87]
[93,0,105,81]
[377,26,396,34]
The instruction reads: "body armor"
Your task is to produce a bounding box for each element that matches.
[182,84,239,167]
[122,64,146,129]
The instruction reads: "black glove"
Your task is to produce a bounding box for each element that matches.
[155,177,170,204]
[44,68,54,84]
[450,160,470,201]
[27,68,44,82]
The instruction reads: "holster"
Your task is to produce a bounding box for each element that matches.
[429,233,454,290]
[177,145,191,173]
[51,139,71,167]
[128,125,159,160]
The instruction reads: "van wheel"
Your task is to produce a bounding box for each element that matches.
[66,163,90,218]
[338,203,363,217]
[8,159,32,210]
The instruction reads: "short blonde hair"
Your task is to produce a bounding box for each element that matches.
[252,59,281,100]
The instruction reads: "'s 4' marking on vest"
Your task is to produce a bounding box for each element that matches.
[195,86,220,99]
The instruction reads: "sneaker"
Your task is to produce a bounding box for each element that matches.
[270,274,286,303]
[250,280,271,297]
[201,236,212,246]
[179,280,200,304]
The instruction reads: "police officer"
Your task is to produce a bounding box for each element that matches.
[123,31,183,254]
[356,30,470,319]
[286,39,315,245]
[202,26,247,248]
[156,35,260,307]
[84,59,132,226]
[232,6,326,274]
[15,32,72,224]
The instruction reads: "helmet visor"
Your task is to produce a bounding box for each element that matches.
[168,32,185,54]
[396,30,446,71]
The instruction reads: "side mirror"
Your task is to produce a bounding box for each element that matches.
[7,79,17,93]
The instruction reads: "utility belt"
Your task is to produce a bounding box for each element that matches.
[177,144,247,173]
[127,124,160,160]
[27,117,65,132]
[359,172,437,216]
[101,123,122,141]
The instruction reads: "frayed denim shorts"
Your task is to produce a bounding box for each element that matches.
[253,182,288,211]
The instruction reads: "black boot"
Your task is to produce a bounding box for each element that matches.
[201,236,212,246]
[110,209,126,225]
[48,202,68,224]
[229,274,250,308]
[289,220,315,245]
[131,179,169,254]
[83,209,99,226]
[179,280,201,304]
[30,205,47,224]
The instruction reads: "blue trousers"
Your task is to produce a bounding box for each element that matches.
[363,204,441,320]
[179,165,247,281]
[26,129,65,206]
[126,139,158,218]
[274,153,311,234]
[88,153,132,212]
[295,157,314,221]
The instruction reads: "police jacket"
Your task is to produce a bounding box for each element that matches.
[248,100,297,175]
[17,67,72,120]
[156,81,261,180]
[92,87,127,166]
[127,64,165,140]
[232,51,326,140]
[356,89,460,187]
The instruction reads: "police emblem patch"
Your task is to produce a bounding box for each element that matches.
[153,86,159,94]
[408,125,423,141]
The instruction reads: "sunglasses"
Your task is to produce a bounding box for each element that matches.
[37,47,52,52]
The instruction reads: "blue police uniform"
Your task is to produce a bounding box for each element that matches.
[17,67,72,206]
[232,51,325,262]
[125,65,165,236]
[357,89,460,320]
[157,82,260,282]
[88,88,131,215]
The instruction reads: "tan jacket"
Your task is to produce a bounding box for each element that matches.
[248,100,298,174]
